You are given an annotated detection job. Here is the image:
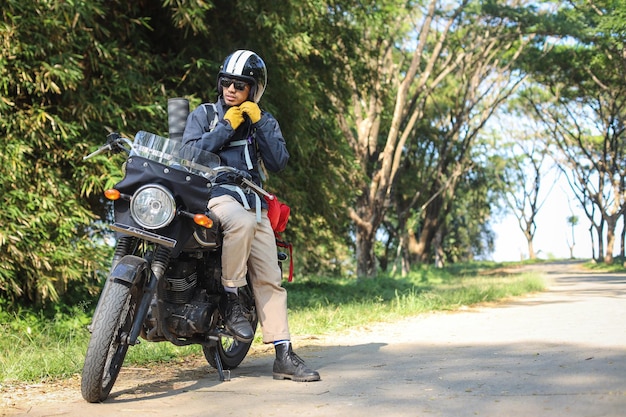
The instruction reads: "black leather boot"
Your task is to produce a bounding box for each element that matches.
[220,292,254,342]
[273,343,321,382]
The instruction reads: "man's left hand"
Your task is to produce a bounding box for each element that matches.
[239,101,262,124]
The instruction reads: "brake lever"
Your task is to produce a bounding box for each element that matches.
[83,133,133,160]
[240,177,273,199]
[83,144,113,160]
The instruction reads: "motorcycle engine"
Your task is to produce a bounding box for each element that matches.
[165,294,213,338]
[162,259,216,338]
[164,260,198,303]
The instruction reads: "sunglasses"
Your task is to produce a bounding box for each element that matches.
[219,77,249,91]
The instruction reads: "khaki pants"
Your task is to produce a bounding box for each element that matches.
[208,195,290,343]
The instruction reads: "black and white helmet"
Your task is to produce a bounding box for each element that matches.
[218,50,267,103]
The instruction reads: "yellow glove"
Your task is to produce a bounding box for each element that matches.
[239,101,262,124]
[224,106,244,130]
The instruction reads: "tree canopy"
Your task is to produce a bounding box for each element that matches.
[2,0,625,307]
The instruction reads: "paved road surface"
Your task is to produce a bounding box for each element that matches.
[4,261,626,416]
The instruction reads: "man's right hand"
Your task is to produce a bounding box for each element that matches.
[224,106,244,130]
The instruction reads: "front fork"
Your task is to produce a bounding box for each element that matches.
[124,245,171,346]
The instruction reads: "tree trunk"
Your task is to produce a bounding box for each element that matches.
[595,220,605,262]
[407,227,419,258]
[526,236,536,260]
[589,225,596,261]
[433,228,445,268]
[621,211,626,258]
[352,194,380,278]
[356,227,377,277]
[604,217,618,264]
[412,197,443,263]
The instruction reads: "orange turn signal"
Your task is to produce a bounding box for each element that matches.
[104,189,121,200]
[194,214,213,228]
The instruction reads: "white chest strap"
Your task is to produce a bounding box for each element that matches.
[228,139,254,170]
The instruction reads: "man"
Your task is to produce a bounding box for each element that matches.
[182,50,320,382]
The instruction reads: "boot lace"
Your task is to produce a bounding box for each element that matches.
[288,350,306,366]
[226,295,249,318]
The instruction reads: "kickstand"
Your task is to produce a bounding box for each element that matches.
[213,350,231,382]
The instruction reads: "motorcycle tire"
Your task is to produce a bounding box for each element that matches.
[203,284,258,370]
[203,319,258,370]
[81,260,145,403]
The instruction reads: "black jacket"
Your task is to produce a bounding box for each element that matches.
[182,98,289,209]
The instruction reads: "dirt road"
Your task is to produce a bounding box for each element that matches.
[3,261,626,416]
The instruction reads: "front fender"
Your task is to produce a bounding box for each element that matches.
[109,255,149,288]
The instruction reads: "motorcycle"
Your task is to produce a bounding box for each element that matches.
[80,99,277,403]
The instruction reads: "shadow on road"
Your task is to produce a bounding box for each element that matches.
[6,262,626,417]
[85,338,625,417]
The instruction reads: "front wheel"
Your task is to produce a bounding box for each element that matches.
[81,257,146,403]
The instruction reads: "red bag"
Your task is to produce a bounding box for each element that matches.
[265,194,290,233]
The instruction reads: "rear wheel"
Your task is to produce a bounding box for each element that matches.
[203,286,258,370]
[203,321,258,369]
[81,257,146,403]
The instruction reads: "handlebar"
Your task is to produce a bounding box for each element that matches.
[83,133,133,161]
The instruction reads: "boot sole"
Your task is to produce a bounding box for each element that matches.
[273,373,321,382]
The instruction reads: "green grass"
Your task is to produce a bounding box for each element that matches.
[285,266,544,336]
[0,262,544,385]
[583,256,626,273]
[0,307,91,381]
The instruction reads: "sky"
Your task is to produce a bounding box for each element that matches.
[483,110,612,263]
[490,171,596,262]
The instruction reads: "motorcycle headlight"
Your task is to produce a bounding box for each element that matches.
[130,184,176,230]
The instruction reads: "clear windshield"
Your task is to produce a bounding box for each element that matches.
[131,131,220,179]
